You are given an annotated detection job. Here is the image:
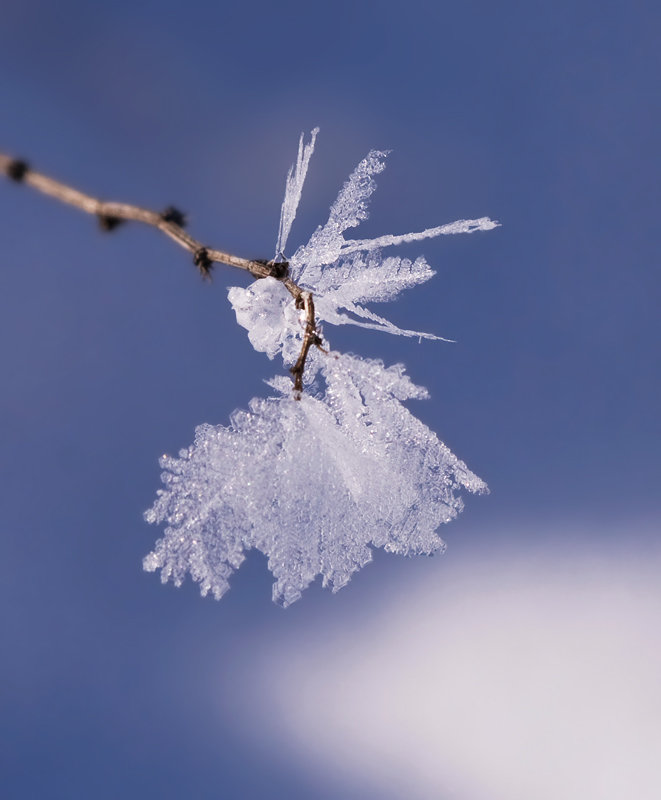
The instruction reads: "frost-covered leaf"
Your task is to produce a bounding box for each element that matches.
[144,355,487,606]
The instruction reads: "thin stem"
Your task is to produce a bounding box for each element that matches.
[290,291,326,395]
[0,152,320,392]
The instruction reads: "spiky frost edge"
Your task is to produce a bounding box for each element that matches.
[275,128,319,259]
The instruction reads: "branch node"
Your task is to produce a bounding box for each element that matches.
[98,214,124,232]
[267,259,290,279]
[7,159,29,182]
[193,247,213,278]
[289,364,304,396]
[252,259,290,280]
[161,206,187,227]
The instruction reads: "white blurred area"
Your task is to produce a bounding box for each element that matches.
[242,529,661,800]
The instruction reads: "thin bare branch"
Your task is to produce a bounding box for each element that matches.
[0,152,320,392]
[290,291,327,395]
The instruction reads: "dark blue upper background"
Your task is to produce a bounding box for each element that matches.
[1,1,658,798]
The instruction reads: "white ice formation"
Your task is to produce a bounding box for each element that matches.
[144,130,496,605]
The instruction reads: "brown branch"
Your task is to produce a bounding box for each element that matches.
[290,291,327,396]
[0,152,322,393]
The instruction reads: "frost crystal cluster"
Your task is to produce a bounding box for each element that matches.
[144,130,497,606]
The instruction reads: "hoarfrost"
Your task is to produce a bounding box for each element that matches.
[311,252,450,340]
[145,355,487,607]
[145,129,496,605]
[275,127,319,260]
[290,148,390,284]
[287,143,496,342]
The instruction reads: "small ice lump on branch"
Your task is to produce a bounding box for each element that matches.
[144,130,496,606]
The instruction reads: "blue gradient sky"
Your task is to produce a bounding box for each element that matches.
[1,1,659,798]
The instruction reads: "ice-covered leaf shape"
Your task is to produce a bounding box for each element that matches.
[144,355,487,606]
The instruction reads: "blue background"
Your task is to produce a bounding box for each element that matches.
[1,1,659,797]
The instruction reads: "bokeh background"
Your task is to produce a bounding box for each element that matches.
[1,1,659,798]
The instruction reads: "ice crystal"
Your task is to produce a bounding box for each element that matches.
[275,127,319,260]
[231,146,497,351]
[145,130,496,605]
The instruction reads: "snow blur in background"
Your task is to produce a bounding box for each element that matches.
[232,525,661,800]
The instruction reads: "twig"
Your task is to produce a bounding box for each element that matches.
[290,291,326,395]
[0,152,321,393]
